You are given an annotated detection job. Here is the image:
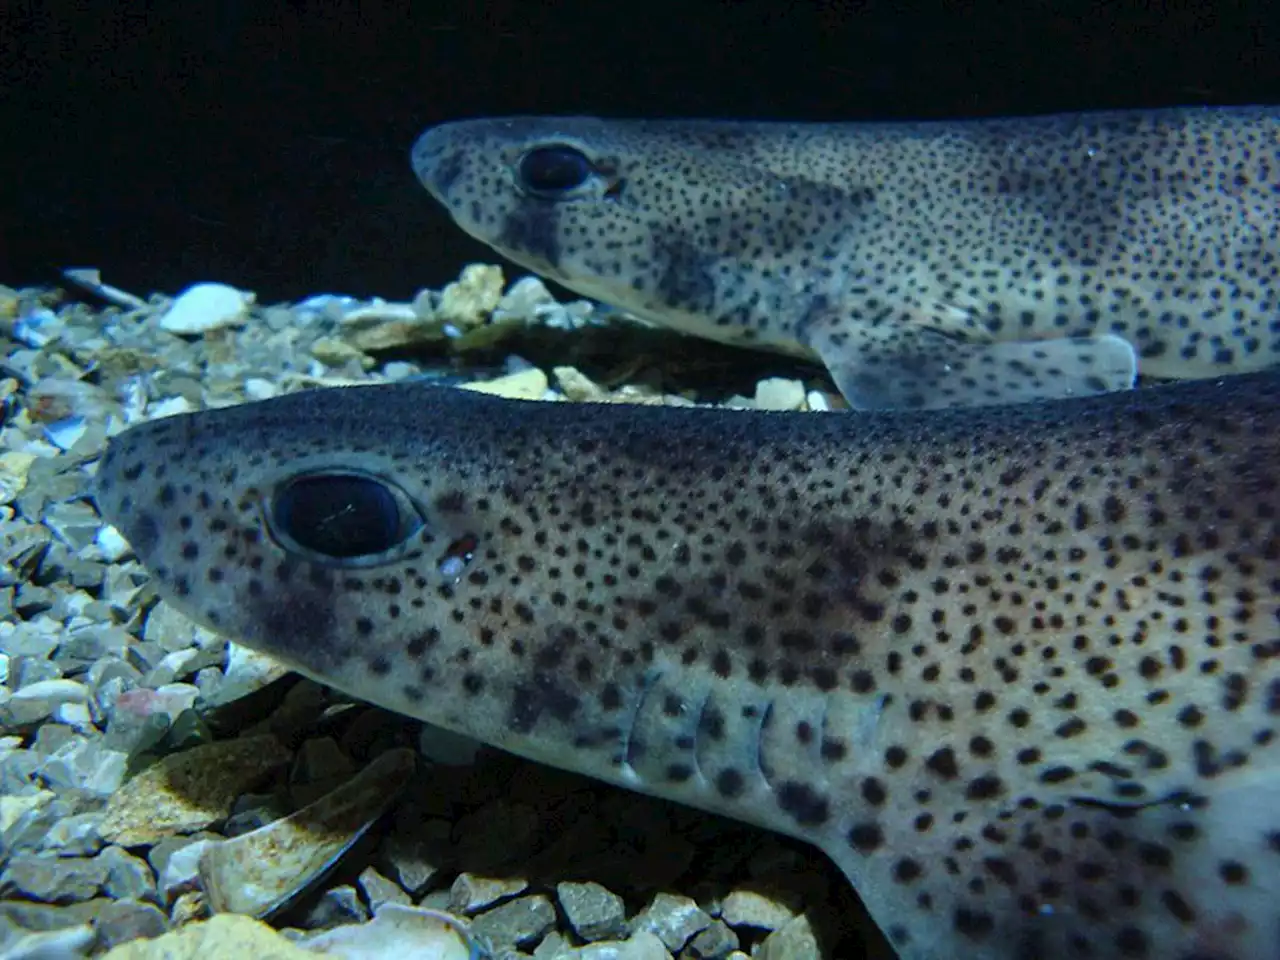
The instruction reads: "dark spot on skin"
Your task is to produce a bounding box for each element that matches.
[715,768,745,798]
[776,780,830,826]
[501,202,562,268]
[127,514,161,556]
[926,747,959,779]
[652,232,718,312]
[508,673,581,734]
[848,822,884,853]
[894,858,923,883]
[953,907,995,939]
[435,490,466,513]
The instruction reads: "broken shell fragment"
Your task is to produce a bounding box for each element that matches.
[199,748,416,918]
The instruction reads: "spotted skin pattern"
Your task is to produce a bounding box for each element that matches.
[93,372,1280,959]
[412,108,1280,409]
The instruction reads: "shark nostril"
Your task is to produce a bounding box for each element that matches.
[412,130,466,196]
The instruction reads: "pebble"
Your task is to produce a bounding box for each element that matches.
[553,365,609,401]
[156,837,215,904]
[582,931,671,960]
[39,811,104,856]
[379,815,452,895]
[1,678,92,726]
[556,881,628,941]
[460,366,550,400]
[95,899,169,951]
[0,852,108,904]
[685,918,739,958]
[718,890,797,931]
[158,282,253,334]
[98,846,157,902]
[467,893,556,949]
[756,914,821,960]
[631,893,712,952]
[101,912,313,960]
[356,866,411,912]
[438,263,505,326]
[299,903,479,959]
[448,872,529,914]
[0,923,96,959]
[300,883,369,929]
[141,602,220,653]
[753,377,807,410]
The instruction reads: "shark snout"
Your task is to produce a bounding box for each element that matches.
[410,124,467,201]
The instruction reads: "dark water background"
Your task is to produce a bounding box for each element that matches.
[2,2,1277,301]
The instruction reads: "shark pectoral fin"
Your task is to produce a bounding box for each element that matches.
[824,768,1280,960]
[799,309,1137,410]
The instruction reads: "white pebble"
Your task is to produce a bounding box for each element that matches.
[243,378,280,400]
[753,377,806,411]
[147,395,194,419]
[805,390,831,412]
[11,679,91,703]
[43,416,88,451]
[159,282,253,334]
[52,700,94,731]
[94,524,132,563]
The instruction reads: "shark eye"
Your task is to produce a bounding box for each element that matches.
[269,473,424,563]
[517,145,593,196]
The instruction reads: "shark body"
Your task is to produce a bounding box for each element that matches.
[94,371,1280,958]
[413,107,1280,409]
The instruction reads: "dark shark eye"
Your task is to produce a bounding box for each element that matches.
[269,473,423,562]
[517,145,593,196]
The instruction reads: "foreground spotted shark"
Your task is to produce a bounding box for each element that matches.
[93,370,1280,958]
[413,107,1280,410]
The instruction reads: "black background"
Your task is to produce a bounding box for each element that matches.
[3,2,1277,303]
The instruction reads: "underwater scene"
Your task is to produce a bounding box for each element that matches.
[3,7,1279,960]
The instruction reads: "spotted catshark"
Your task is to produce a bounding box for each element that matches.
[412,107,1280,410]
[93,371,1280,958]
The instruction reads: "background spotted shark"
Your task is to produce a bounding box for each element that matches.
[413,107,1280,410]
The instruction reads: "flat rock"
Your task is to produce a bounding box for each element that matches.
[101,912,312,959]
[460,367,549,400]
[98,734,289,845]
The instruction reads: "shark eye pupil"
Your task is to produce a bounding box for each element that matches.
[518,145,592,195]
[272,475,410,559]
